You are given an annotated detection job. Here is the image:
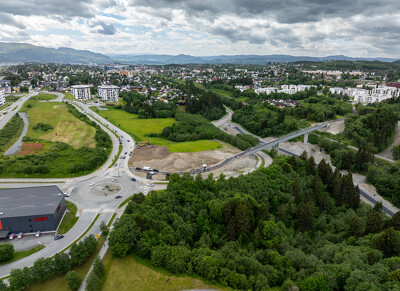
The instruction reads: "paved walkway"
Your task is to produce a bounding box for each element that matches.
[4,112,29,156]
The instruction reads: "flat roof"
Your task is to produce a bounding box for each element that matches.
[0,186,64,219]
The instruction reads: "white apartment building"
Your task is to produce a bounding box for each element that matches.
[255,84,316,95]
[71,85,91,100]
[98,85,119,102]
[0,89,5,106]
[332,85,399,104]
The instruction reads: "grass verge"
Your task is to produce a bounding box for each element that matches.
[118,196,133,209]
[0,245,45,266]
[109,144,123,168]
[57,201,78,234]
[30,93,58,101]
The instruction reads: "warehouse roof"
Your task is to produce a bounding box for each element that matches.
[0,186,64,219]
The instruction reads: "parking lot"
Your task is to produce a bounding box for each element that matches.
[0,232,56,251]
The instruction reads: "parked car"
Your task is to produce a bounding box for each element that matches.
[17,232,24,239]
[89,182,95,187]
[124,152,127,155]
[153,169,159,172]
[112,179,118,183]
[54,234,64,240]
[115,195,122,199]
[35,231,41,237]
[122,156,126,159]
[131,178,136,182]
[146,183,154,187]
[64,192,70,197]
[127,140,130,142]
[9,233,16,240]
[135,167,141,171]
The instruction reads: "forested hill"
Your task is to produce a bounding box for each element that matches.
[109,155,400,290]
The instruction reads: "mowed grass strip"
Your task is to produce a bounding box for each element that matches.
[30,93,58,101]
[26,102,96,148]
[57,201,78,234]
[102,254,224,291]
[92,107,223,152]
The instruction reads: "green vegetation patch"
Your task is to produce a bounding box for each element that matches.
[30,93,58,101]
[0,114,24,153]
[25,101,96,149]
[168,140,222,152]
[57,201,78,234]
[102,254,222,291]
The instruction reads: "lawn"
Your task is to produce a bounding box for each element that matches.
[57,201,78,234]
[102,254,225,291]
[0,245,45,266]
[25,101,96,149]
[30,93,58,101]
[92,107,222,152]
[211,88,234,97]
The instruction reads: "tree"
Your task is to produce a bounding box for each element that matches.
[92,257,105,278]
[365,211,382,234]
[0,243,14,262]
[392,145,400,160]
[297,201,314,232]
[86,271,101,291]
[300,274,330,291]
[389,212,400,231]
[54,252,71,275]
[387,269,400,282]
[65,271,82,291]
[0,280,7,291]
[31,257,55,282]
[348,216,362,237]
[100,220,108,236]
[374,227,400,257]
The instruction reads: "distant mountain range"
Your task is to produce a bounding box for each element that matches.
[0,42,398,65]
[0,43,111,64]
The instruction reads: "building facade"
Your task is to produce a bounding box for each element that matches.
[71,85,91,100]
[0,80,11,94]
[0,186,66,237]
[0,89,5,106]
[98,85,119,102]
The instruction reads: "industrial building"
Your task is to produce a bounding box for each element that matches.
[71,84,91,100]
[0,186,67,238]
[0,89,5,106]
[98,85,119,102]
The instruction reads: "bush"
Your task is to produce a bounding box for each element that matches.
[65,271,82,291]
[0,243,14,262]
[86,272,101,291]
[33,123,54,132]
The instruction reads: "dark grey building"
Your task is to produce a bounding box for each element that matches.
[0,186,66,238]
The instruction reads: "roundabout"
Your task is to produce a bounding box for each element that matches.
[90,182,122,196]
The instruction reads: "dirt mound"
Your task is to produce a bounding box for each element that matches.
[131,144,253,173]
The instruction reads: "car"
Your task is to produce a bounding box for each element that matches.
[124,152,127,155]
[104,171,110,175]
[153,169,159,172]
[122,156,126,159]
[127,140,130,142]
[129,151,132,156]
[64,192,70,197]
[112,179,118,183]
[146,183,154,187]
[9,233,16,240]
[35,231,41,237]
[89,182,95,187]
[130,178,136,182]
[115,195,122,199]
[119,156,123,159]
[135,167,141,171]
[54,234,64,240]
[17,232,24,239]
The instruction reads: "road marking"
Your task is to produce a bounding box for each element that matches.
[82,209,100,213]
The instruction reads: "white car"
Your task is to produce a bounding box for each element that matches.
[112,179,118,183]
[146,183,154,187]
[104,171,110,176]
[89,182,95,187]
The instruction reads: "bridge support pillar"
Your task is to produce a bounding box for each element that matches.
[273,143,280,152]
[304,133,309,144]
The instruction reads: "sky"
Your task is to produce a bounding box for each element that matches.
[0,0,399,58]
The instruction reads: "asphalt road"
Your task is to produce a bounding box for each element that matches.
[4,112,29,156]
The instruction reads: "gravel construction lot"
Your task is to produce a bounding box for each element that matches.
[319,119,345,135]
[130,144,258,178]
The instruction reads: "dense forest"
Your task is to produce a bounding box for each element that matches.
[343,107,398,152]
[109,155,400,290]
[367,164,400,207]
[159,112,259,150]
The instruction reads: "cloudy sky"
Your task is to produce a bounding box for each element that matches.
[0,0,399,57]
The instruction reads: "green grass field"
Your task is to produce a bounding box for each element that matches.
[211,88,234,97]
[102,253,224,291]
[25,102,96,148]
[30,93,57,101]
[57,201,78,234]
[92,107,222,152]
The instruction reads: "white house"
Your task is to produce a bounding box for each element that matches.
[0,89,5,106]
[71,85,91,100]
[98,85,119,102]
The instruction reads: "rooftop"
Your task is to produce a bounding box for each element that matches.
[0,186,64,218]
